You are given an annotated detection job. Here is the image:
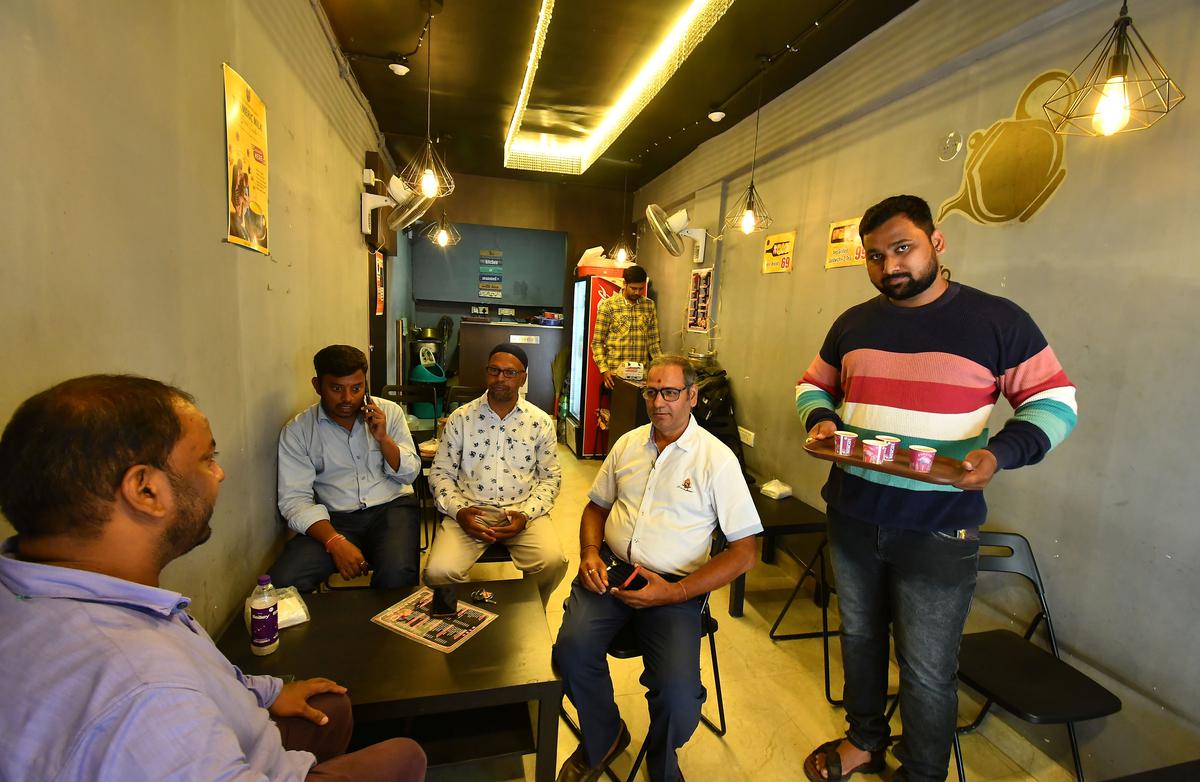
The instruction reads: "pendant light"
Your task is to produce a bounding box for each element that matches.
[607,172,636,264]
[724,63,773,236]
[422,210,461,247]
[1043,1,1185,137]
[400,13,455,198]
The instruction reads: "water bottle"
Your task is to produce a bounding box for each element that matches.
[249,575,280,656]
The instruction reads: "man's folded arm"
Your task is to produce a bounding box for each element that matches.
[277,426,329,535]
[382,405,421,484]
[512,419,562,520]
[71,686,308,782]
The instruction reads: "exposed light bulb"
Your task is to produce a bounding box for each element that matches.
[616,246,628,264]
[436,227,449,247]
[1092,75,1131,136]
[740,208,756,235]
[420,168,439,198]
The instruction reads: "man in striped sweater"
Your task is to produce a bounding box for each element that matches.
[798,195,1076,782]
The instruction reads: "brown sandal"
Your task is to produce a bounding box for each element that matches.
[803,738,886,782]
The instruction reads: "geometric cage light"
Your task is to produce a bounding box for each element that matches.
[607,172,636,264]
[400,13,455,198]
[422,210,462,248]
[1043,1,1185,137]
[723,63,774,236]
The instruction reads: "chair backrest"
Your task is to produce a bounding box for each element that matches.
[978,530,1060,656]
[978,531,1044,592]
[378,384,436,406]
[444,385,485,411]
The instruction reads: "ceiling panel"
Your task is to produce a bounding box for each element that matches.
[319,0,918,190]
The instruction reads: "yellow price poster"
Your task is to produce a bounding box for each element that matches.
[224,64,269,254]
[762,231,795,274]
[825,217,865,269]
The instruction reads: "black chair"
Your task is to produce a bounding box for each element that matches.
[766,534,844,705]
[379,384,439,550]
[443,384,484,413]
[561,598,726,782]
[952,531,1121,782]
[377,384,438,423]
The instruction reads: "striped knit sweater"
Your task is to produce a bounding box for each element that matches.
[795,283,1077,531]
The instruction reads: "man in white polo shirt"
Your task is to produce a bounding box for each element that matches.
[554,355,763,782]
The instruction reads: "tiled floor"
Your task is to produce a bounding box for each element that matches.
[424,444,1068,782]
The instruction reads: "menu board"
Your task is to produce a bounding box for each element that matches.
[479,250,503,300]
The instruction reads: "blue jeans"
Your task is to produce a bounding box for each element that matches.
[828,508,979,782]
[269,495,420,592]
[553,576,706,782]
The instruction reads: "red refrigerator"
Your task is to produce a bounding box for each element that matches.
[566,273,622,457]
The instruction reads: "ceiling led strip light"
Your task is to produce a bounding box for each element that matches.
[504,0,737,175]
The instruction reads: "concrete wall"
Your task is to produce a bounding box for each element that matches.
[0,0,381,631]
[633,0,1200,775]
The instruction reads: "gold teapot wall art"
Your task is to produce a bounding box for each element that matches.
[938,71,1076,225]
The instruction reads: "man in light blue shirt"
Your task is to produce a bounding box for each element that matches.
[270,345,422,591]
[0,374,426,781]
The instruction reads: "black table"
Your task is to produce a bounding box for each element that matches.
[728,491,828,617]
[218,578,561,781]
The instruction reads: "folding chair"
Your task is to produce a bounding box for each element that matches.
[443,384,484,413]
[378,384,438,550]
[952,531,1121,782]
[560,598,726,782]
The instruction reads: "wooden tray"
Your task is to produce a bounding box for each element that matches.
[803,436,966,486]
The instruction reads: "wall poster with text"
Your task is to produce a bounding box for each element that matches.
[224,64,269,254]
[762,230,795,274]
[824,217,864,269]
[686,268,713,333]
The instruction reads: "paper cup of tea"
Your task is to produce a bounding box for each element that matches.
[909,445,937,473]
[876,435,900,461]
[862,439,887,464]
[833,431,858,456]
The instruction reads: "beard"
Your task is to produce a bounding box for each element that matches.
[161,471,215,561]
[876,255,940,301]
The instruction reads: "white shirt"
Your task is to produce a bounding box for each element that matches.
[589,416,762,576]
[277,398,420,534]
[429,394,561,521]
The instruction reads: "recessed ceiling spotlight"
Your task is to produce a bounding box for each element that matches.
[707,110,726,122]
[388,61,410,76]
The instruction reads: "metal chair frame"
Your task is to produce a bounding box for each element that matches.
[560,596,726,782]
[951,531,1121,782]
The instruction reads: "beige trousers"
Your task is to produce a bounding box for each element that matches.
[424,514,568,605]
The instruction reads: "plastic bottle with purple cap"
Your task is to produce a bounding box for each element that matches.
[249,575,280,656]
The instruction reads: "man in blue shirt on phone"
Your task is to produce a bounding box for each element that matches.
[270,345,422,591]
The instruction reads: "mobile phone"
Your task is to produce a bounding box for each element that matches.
[607,561,648,592]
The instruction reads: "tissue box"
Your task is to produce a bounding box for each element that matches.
[760,479,793,499]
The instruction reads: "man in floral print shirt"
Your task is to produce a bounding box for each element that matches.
[425,343,567,605]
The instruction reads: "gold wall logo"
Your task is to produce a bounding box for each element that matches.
[938,71,1075,225]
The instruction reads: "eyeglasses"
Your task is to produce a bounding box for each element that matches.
[486,366,525,378]
[640,385,691,401]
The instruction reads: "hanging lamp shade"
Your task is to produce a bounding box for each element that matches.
[1043,1,1185,136]
[400,15,455,197]
[422,211,461,247]
[607,236,636,264]
[723,64,773,236]
[607,172,636,263]
[724,180,773,235]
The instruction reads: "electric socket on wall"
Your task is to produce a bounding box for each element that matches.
[471,306,489,315]
[738,426,755,447]
[498,307,516,316]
